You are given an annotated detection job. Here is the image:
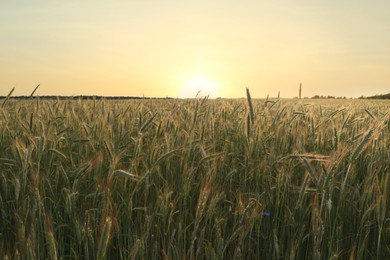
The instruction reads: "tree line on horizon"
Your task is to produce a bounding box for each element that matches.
[361,93,390,99]
[1,94,390,100]
[0,95,174,100]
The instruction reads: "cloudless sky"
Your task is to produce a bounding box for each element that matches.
[1,1,389,98]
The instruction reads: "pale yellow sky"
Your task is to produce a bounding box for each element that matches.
[1,1,389,98]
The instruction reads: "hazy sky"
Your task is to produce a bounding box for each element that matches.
[1,1,389,98]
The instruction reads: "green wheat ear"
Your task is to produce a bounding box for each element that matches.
[352,129,373,160]
[2,87,15,107]
[97,217,112,260]
[246,88,255,123]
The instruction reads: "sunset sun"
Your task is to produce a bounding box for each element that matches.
[179,76,220,98]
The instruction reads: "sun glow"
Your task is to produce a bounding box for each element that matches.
[179,76,220,98]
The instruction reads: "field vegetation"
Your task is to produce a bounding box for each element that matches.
[0,94,389,259]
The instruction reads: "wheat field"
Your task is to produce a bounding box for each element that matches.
[0,96,389,259]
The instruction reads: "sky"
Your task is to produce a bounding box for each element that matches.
[1,1,390,98]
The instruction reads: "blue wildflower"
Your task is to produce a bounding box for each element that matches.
[261,211,271,217]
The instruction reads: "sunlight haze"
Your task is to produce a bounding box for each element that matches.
[1,1,389,98]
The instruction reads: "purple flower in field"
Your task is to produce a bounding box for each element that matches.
[261,211,271,217]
